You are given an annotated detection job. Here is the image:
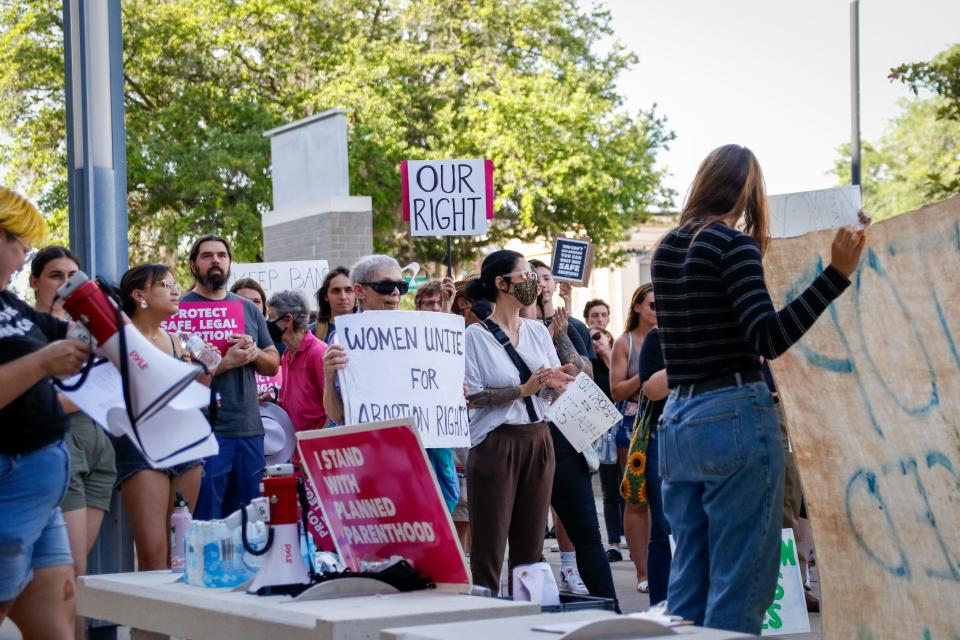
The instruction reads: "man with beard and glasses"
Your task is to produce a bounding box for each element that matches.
[182,235,280,519]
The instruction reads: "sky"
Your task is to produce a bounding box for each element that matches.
[593,0,960,204]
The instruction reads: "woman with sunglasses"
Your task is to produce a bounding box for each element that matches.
[462,250,576,595]
[1,188,91,638]
[30,246,116,637]
[115,264,207,572]
[610,283,656,593]
[322,254,407,425]
[322,255,461,513]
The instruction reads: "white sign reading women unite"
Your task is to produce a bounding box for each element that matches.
[335,311,470,448]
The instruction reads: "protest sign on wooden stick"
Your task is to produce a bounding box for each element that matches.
[551,237,595,285]
[401,159,494,237]
[764,195,960,639]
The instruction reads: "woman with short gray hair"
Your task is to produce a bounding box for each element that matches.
[267,290,329,433]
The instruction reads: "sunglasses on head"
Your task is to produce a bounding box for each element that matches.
[360,280,409,296]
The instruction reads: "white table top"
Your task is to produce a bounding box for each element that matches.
[78,571,540,640]
[380,610,754,640]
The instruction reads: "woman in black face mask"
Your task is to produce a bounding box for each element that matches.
[267,291,328,433]
[463,250,576,594]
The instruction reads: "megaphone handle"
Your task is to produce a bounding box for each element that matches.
[241,500,274,556]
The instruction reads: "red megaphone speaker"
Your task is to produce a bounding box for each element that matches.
[57,271,203,423]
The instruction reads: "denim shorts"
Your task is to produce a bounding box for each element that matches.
[615,413,635,449]
[113,434,203,487]
[0,440,74,602]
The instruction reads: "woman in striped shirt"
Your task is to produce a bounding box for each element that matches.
[650,144,868,633]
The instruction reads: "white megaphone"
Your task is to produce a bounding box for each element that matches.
[246,464,311,595]
[57,271,203,424]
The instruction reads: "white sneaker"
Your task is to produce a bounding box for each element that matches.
[549,542,560,552]
[558,566,590,595]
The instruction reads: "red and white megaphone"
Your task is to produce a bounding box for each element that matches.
[57,271,203,423]
[247,464,311,595]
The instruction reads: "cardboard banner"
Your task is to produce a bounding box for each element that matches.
[401,159,494,237]
[768,185,862,238]
[229,260,330,311]
[335,311,470,448]
[161,300,245,355]
[761,529,810,636]
[764,195,960,639]
[551,237,595,285]
[545,372,622,453]
[296,418,471,590]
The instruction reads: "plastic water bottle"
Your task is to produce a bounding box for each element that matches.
[178,332,222,373]
[169,490,192,573]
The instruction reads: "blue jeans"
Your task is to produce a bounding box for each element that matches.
[194,435,265,520]
[646,429,672,606]
[659,381,783,634]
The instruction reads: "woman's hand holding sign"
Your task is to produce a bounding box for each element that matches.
[829,208,872,278]
[544,364,577,394]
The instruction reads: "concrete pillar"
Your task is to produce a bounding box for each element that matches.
[262,110,373,268]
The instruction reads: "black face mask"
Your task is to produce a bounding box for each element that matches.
[266,319,285,344]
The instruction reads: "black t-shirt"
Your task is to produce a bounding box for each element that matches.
[0,290,69,454]
[592,356,612,400]
[638,328,666,433]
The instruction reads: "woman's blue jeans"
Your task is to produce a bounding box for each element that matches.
[659,381,784,634]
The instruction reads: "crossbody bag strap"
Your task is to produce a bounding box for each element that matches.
[481,318,539,423]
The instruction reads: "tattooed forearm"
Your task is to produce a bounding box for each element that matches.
[467,386,521,408]
[553,333,587,374]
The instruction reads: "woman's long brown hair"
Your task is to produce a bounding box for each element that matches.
[678,145,770,255]
[624,283,654,333]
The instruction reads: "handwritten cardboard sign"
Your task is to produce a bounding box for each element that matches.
[161,300,245,355]
[768,185,862,238]
[401,159,494,237]
[297,418,470,590]
[551,237,595,285]
[545,372,623,453]
[335,311,470,448]
[763,196,960,639]
[229,260,330,311]
[761,529,810,636]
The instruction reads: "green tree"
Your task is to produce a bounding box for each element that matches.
[890,43,960,121]
[831,96,960,220]
[0,0,673,271]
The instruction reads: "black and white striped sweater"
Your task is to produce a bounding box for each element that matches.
[650,221,850,387]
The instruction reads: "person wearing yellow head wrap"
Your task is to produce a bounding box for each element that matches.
[0,187,91,637]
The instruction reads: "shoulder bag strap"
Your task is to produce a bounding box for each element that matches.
[481,318,539,423]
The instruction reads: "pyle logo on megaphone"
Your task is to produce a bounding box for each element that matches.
[56,271,203,424]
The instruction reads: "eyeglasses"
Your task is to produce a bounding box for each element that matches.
[417,298,443,310]
[360,280,409,296]
[648,301,656,311]
[501,270,538,281]
[8,233,35,262]
[154,279,182,294]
